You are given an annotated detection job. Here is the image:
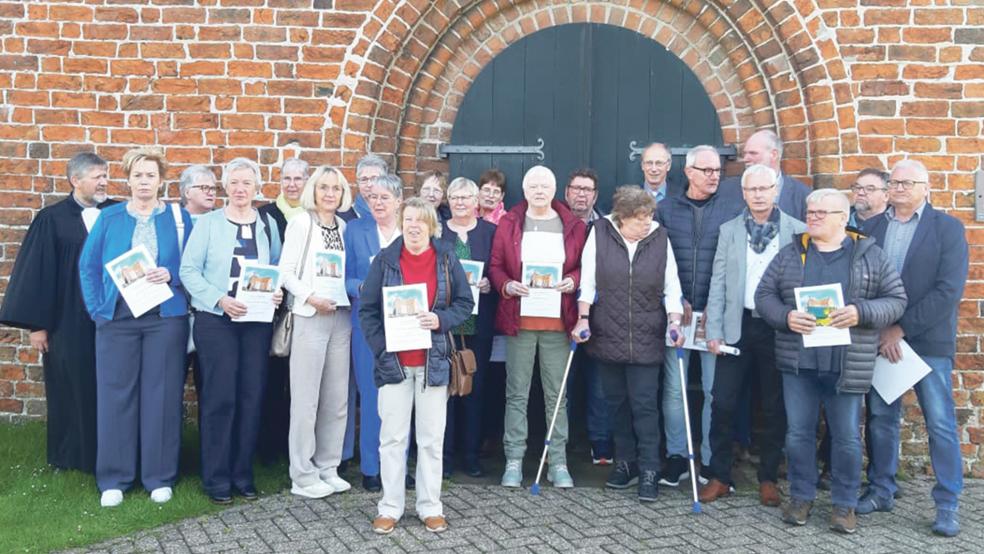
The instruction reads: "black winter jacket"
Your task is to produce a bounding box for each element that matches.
[754,232,907,394]
[358,237,474,388]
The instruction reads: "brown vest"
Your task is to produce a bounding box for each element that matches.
[585,218,668,365]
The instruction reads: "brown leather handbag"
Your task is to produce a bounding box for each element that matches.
[444,259,477,396]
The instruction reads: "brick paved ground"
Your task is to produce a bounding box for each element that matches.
[70,477,981,553]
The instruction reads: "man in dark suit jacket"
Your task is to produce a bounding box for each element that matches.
[859,159,969,538]
[720,130,811,221]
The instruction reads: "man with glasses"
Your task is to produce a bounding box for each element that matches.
[562,169,614,465]
[858,159,968,537]
[700,164,805,507]
[849,169,889,227]
[755,189,906,534]
[656,145,743,486]
[723,130,811,221]
[639,142,676,203]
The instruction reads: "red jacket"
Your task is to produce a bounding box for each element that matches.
[488,200,587,335]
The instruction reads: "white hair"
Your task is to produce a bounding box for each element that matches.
[447,176,479,197]
[685,145,719,168]
[806,188,850,212]
[522,165,556,189]
[281,157,309,178]
[741,164,777,188]
[373,173,404,198]
[222,157,262,190]
[179,165,216,202]
[751,129,784,159]
[356,153,388,177]
[890,159,929,182]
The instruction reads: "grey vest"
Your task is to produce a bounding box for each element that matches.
[586,218,668,365]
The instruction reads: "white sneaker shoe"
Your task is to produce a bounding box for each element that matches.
[150,487,172,504]
[100,489,123,508]
[320,470,352,493]
[291,480,335,499]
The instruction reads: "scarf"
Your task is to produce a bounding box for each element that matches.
[744,207,780,254]
[478,202,506,225]
[276,193,305,222]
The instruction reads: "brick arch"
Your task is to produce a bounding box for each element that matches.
[341,0,851,184]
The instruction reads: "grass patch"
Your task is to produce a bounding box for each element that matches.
[0,420,290,553]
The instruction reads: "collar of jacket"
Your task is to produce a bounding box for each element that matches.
[794,230,871,265]
[375,236,454,268]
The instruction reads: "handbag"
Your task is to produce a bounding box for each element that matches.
[270,216,314,357]
[444,261,477,396]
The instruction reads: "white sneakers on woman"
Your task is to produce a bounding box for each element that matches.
[100,489,124,508]
[292,470,352,498]
[150,487,173,504]
[320,470,352,493]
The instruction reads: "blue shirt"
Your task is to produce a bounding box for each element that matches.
[883,201,927,273]
[644,182,666,203]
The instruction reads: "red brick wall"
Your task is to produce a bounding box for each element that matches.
[0,0,981,475]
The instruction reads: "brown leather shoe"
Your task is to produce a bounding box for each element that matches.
[372,515,397,535]
[423,515,448,533]
[759,481,781,507]
[830,506,857,534]
[698,479,732,503]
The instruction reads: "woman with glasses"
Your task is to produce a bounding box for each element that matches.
[440,177,498,478]
[79,148,193,507]
[179,165,217,220]
[416,171,451,222]
[180,157,283,504]
[477,168,507,224]
[343,173,403,492]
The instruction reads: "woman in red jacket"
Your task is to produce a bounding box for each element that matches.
[488,165,586,489]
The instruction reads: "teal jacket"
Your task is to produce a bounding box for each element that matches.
[179,208,282,316]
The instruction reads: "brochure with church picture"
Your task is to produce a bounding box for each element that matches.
[460,260,484,315]
[520,262,562,318]
[794,283,851,348]
[665,310,709,352]
[105,244,173,318]
[234,262,282,323]
[383,283,432,352]
[312,250,350,307]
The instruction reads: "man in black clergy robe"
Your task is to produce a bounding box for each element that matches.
[0,152,115,472]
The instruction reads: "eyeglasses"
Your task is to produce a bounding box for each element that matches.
[851,184,887,194]
[480,187,502,196]
[191,185,217,194]
[357,175,379,185]
[886,179,926,190]
[368,194,395,203]
[805,209,845,220]
[690,166,722,177]
[448,194,475,203]
[567,186,596,195]
[642,159,670,168]
[742,184,775,195]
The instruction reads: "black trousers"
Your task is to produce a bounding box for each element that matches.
[444,332,494,466]
[709,311,785,484]
[597,360,662,472]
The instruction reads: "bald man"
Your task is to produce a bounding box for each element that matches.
[721,130,811,221]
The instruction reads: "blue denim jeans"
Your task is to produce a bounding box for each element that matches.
[566,349,612,444]
[783,370,862,508]
[662,349,715,465]
[866,355,962,510]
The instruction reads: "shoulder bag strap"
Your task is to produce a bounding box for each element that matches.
[171,203,184,255]
[297,215,314,280]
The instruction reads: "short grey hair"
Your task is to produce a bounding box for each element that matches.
[890,159,929,182]
[522,165,556,189]
[373,173,404,199]
[685,145,719,168]
[179,165,217,202]
[753,129,784,159]
[447,176,479,197]
[356,153,388,177]
[222,157,262,190]
[66,152,107,183]
[806,188,850,212]
[281,157,309,178]
[741,164,778,188]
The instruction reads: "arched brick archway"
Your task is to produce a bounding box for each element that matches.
[337,0,855,187]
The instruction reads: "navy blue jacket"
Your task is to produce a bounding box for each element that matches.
[720,173,811,222]
[861,204,969,358]
[358,237,474,388]
[656,191,743,311]
[439,219,498,338]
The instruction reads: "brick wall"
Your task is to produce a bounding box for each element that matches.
[0,0,981,475]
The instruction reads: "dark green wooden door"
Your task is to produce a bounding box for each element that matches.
[447,23,724,213]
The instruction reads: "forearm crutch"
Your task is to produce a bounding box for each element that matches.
[671,329,702,514]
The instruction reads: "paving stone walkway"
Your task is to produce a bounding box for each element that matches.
[69,476,983,553]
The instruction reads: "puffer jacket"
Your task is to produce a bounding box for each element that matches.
[357,237,474,388]
[754,232,907,394]
[656,191,742,310]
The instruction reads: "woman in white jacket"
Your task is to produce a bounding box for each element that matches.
[279,165,354,498]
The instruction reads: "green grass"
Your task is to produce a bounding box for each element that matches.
[0,421,290,553]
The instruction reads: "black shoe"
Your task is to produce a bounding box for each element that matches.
[209,494,233,505]
[362,474,382,492]
[591,440,614,465]
[338,459,350,475]
[698,464,711,486]
[658,455,690,487]
[638,470,659,502]
[464,459,484,478]
[606,460,639,489]
[406,473,415,490]
[236,486,259,502]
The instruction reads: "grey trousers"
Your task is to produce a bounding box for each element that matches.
[504,330,570,465]
[288,310,352,486]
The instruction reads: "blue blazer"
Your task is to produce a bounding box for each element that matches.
[79,202,193,322]
[344,215,385,301]
[861,204,969,358]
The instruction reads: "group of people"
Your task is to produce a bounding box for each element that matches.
[0,128,968,538]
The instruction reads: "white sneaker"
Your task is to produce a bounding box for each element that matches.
[150,487,172,504]
[320,470,352,493]
[291,480,335,499]
[100,489,123,508]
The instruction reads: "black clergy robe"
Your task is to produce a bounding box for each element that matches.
[0,196,115,472]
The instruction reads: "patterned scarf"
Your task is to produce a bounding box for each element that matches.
[744,207,780,254]
[478,201,506,225]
